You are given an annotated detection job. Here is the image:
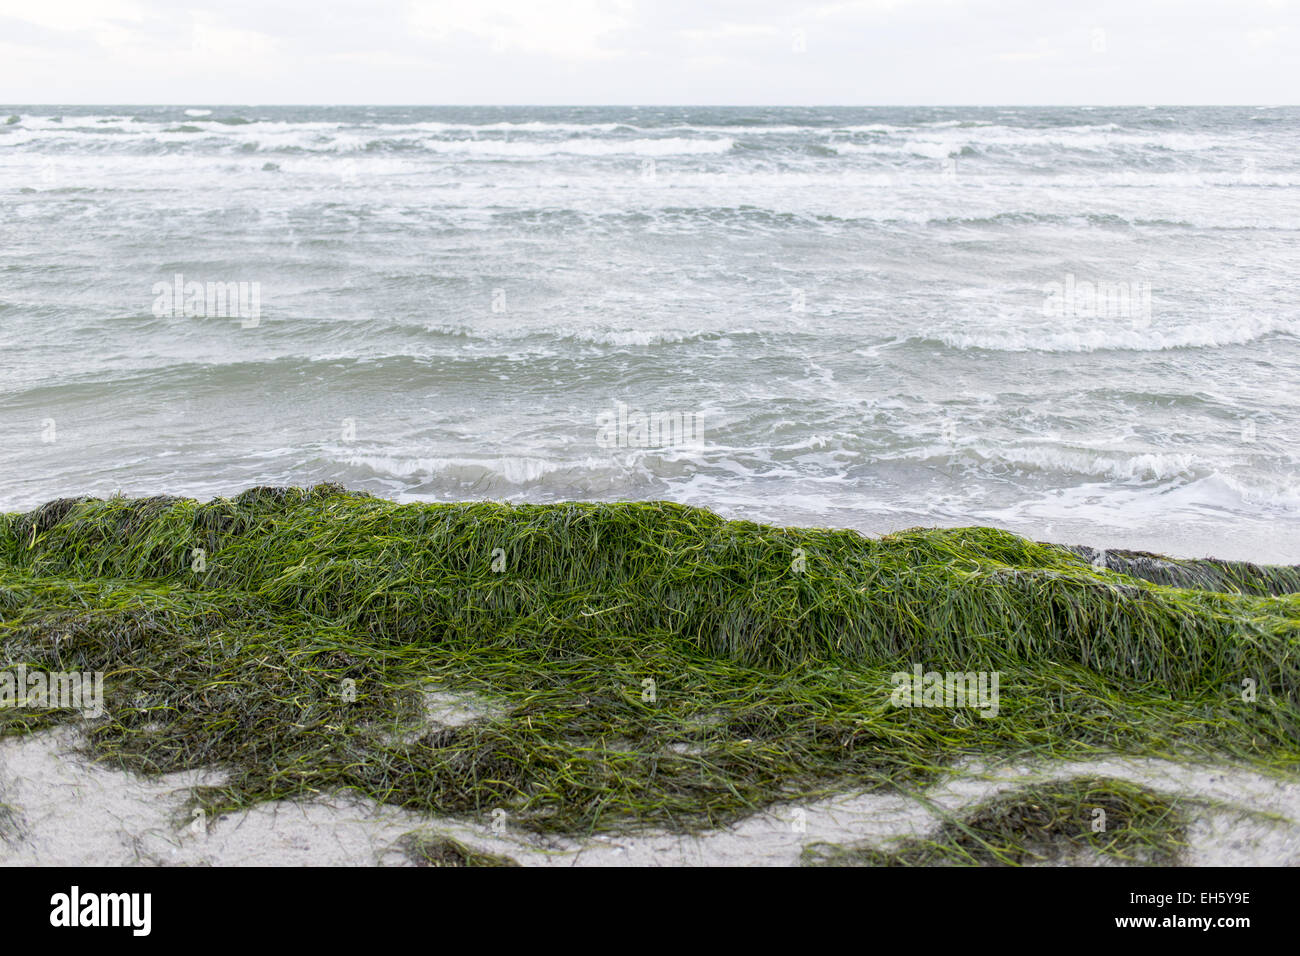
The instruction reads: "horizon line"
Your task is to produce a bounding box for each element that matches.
[4,103,1296,109]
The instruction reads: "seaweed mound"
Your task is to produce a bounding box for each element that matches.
[1,487,1297,835]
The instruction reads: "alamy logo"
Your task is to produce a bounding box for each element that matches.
[49,886,151,936]
[1042,274,1151,325]
[152,273,261,327]
[596,401,705,449]
[890,664,1000,718]
[1,665,104,718]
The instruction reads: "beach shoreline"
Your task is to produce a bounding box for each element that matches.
[3,486,1298,866]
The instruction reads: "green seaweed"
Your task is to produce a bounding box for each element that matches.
[802,776,1189,866]
[397,831,520,867]
[1,485,1297,837]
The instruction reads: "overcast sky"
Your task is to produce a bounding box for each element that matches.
[0,0,1295,105]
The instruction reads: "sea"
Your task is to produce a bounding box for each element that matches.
[2,105,1297,561]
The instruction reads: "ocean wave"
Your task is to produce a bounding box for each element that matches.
[961,445,1206,482]
[822,125,1236,156]
[1183,472,1300,512]
[2,129,738,159]
[345,453,573,483]
[921,314,1297,353]
[337,452,676,494]
[399,120,631,134]
[833,140,955,159]
[415,321,758,347]
[417,136,735,157]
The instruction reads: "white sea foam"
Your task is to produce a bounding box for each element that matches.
[959,445,1205,482]
[418,136,736,157]
[931,314,1296,352]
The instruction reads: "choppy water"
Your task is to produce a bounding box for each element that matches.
[2,105,1298,560]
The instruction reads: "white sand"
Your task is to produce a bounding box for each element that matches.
[3,725,1297,866]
